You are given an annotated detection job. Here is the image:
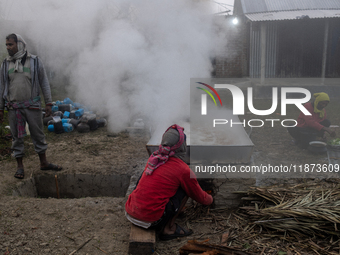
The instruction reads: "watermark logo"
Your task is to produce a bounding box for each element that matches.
[196,82,312,128]
[200,84,311,116]
[196,82,222,115]
[189,78,336,179]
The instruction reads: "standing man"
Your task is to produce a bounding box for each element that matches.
[0,33,62,179]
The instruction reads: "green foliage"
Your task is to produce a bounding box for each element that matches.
[0,110,9,128]
[329,138,340,146]
[0,111,11,156]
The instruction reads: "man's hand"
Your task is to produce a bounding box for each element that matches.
[45,105,52,117]
[0,111,3,123]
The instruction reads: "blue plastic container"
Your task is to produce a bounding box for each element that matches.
[62,118,71,124]
[73,102,83,109]
[52,105,58,113]
[63,98,74,105]
[63,123,74,132]
[63,111,70,118]
[48,124,55,132]
[75,108,84,117]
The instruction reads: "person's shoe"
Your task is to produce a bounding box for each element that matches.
[159,224,193,241]
[14,168,24,179]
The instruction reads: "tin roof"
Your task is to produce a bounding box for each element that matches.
[240,0,340,14]
[245,9,340,21]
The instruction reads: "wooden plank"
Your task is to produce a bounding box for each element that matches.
[239,206,256,210]
[128,224,156,255]
[231,191,248,194]
[241,197,261,201]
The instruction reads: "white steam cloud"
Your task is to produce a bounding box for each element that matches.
[1,0,227,133]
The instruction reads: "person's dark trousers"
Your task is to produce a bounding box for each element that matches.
[287,119,331,149]
[149,187,187,233]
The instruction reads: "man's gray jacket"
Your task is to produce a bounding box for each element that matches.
[0,54,52,110]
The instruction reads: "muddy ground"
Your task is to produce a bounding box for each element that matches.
[1,101,340,254]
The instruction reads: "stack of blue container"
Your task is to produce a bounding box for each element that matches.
[44,97,107,134]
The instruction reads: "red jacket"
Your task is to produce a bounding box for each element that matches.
[125,157,213,222]
[296,102,326,131]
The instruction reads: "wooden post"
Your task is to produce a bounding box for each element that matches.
[321,19,329,85]
[260,22,266,85]
[128,224,156,255]
[55,175,60,199]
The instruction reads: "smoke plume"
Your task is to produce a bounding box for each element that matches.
[0,0,227,133]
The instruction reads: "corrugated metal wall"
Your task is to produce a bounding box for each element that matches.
[265,23,277,77]
[249,23,261,78]
[248,19,340,78]
[327,19,340,77]
[249,22,277,78]
[276,19,324,77]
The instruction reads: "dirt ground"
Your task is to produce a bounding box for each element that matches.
[0,104,339,254]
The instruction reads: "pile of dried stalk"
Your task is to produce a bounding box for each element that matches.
[239,180,340,238]
[184,201,212,221]
[181,180,340,254]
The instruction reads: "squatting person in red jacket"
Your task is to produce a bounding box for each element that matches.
[125,124,213,241]
[287,92,336,149]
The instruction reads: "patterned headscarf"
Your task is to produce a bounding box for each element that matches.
[313,92,329,118]
[145,124,186,175]
[7,34,27,73]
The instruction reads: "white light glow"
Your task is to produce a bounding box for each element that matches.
[232,17,238,25]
